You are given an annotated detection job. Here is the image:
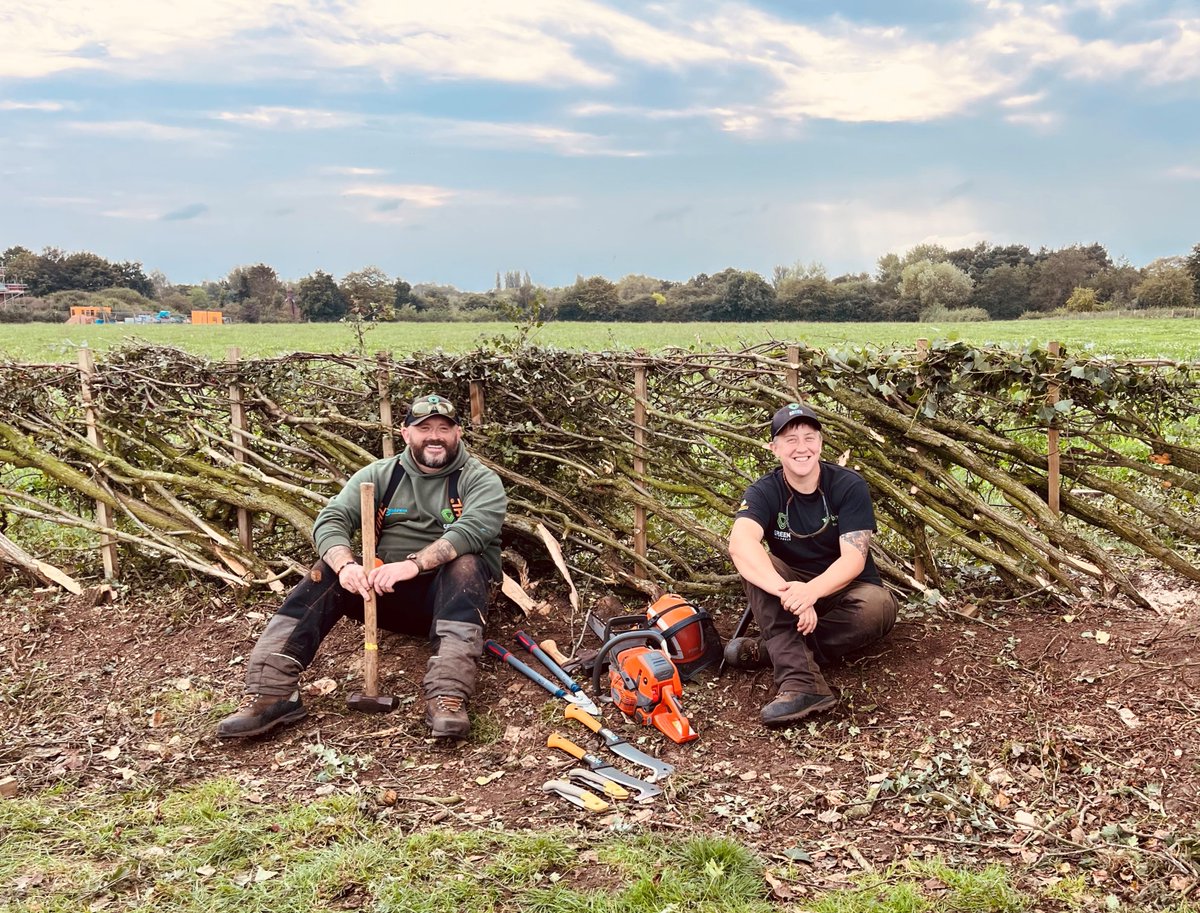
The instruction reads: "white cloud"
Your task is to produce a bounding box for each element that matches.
[0,100,68,111]
[342,184,458,208]
[64,120,218,142]
[213,107,364,130]
[322,166,386,176]
[1164,164,1200,180]
[420,117,647,157]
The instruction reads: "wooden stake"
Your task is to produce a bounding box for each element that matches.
[228,347,253,551]
[911,338,930,585]
[376,353,395,458]
[1047,340,1061,517]
[470,380,485,426]
[633,356,648,578]
[786,344,800,399]
[78,346,118,580]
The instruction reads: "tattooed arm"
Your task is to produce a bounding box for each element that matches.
[408,537,459,572]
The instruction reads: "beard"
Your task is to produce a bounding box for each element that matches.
[410,438,460,470]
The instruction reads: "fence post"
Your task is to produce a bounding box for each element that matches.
[910,339,930,585]
[1046,340,1061,517]
[78,346,119,580]
[786,344,800,399]
[227,347,254,552]
[633,354,648,578]
[469,380,486,426]
[376,353,395,458]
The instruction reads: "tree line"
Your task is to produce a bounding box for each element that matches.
[3,240,1199,325]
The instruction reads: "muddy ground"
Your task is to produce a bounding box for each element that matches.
[1,563,1198,908]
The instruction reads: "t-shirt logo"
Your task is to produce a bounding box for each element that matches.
[440,507,456,524]
[776,512,787,530]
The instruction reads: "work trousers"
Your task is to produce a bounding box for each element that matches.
[244,554,494,700]
[744,553,898,696]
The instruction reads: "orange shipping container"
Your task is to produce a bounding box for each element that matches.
[191,310,224,325]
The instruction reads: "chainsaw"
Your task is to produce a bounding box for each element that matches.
[591,630,697,744]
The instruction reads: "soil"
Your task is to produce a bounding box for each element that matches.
[2,564,1198,908]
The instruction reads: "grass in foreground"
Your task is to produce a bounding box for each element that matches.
[2,316,1198,362]
[1,779,1195,912]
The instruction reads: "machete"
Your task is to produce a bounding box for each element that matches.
[546,732,661,803]
[564,703,674,782]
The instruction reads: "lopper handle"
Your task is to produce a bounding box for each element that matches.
[485,640,569,699]
[515,630,579,693]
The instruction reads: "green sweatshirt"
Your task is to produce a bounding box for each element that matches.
[311,443,506,579]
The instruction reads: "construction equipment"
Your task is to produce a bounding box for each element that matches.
[346,483,399,713]
[564,703,674,781]
[513,630,600,716]
[592,630,697,744]
[547,732,661,802]
[485,640,600,714]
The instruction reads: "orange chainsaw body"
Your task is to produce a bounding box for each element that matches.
[607,644,697,744]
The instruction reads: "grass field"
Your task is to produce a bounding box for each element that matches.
[3,315,1198,361]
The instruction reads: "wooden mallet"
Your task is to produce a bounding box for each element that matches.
[347,482,399,713]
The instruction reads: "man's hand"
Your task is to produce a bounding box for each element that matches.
[337,562,371,599]
[776,580,820,634]
[368,559,420,594]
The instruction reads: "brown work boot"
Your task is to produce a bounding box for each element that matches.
[216,690,306,739]
[761,691,836,726]
[425,694,470,739]
[723,636,770,670]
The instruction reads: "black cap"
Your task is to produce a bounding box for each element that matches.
[403,393,460,427]
[771,402,822,438]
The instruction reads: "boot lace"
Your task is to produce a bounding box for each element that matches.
[431,695,464,712]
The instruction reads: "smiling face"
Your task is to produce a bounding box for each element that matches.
[770,419,823,490]
[401,416,462,471]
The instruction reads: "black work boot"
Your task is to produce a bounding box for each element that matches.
[424,694,470,739]
[216,690,306,739]
[761,691,836,726]
[723,636,770,670]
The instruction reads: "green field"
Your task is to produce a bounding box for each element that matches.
[3,316,1198,361]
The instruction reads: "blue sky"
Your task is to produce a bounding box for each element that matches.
[1,0,1198,290]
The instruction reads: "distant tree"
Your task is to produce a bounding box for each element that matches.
[1134,259,1196,310]
[114,261,154,298]
[772,260,826,289]
[1029,244,1110,312]
[340,266,394,319]
[968,265,1033,320]
[1088,258,1142,308]
[557,276,619,321]
[297,270,348,322]
[901,243,950,267]
[1064,287,1102,312]
[899,260,973,312]
[187,287,211,310]
[393,279,413,311]
[1185,243,1200,302]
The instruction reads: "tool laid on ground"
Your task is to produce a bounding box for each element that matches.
[568,768,629,801]
[539,639,576,671]
[547,732,662,802]
[347,482,399,713]
[514,630,600,716]
[592,630,697,744]
[485,640,601,714]
[564,703,675,782]
[542,780,610,812]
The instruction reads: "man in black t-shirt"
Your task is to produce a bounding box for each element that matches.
[727,402,898,726]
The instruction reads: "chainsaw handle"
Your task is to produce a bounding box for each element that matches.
[591,629,670,696]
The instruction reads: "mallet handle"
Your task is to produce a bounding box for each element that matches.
[359,482,378,697]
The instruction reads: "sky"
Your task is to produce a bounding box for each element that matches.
[1,0,1198,291]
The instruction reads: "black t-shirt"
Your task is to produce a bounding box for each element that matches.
[735,461,882,586]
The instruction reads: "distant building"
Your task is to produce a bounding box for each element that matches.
[1,267,28,305]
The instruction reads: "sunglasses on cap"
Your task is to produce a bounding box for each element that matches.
[410,397,456,418]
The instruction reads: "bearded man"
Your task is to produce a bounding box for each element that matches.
[217,394,506,740]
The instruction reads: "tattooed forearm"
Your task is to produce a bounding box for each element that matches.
[840,529,873,559]
[410,538,458,572]
[322,544,356,572]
